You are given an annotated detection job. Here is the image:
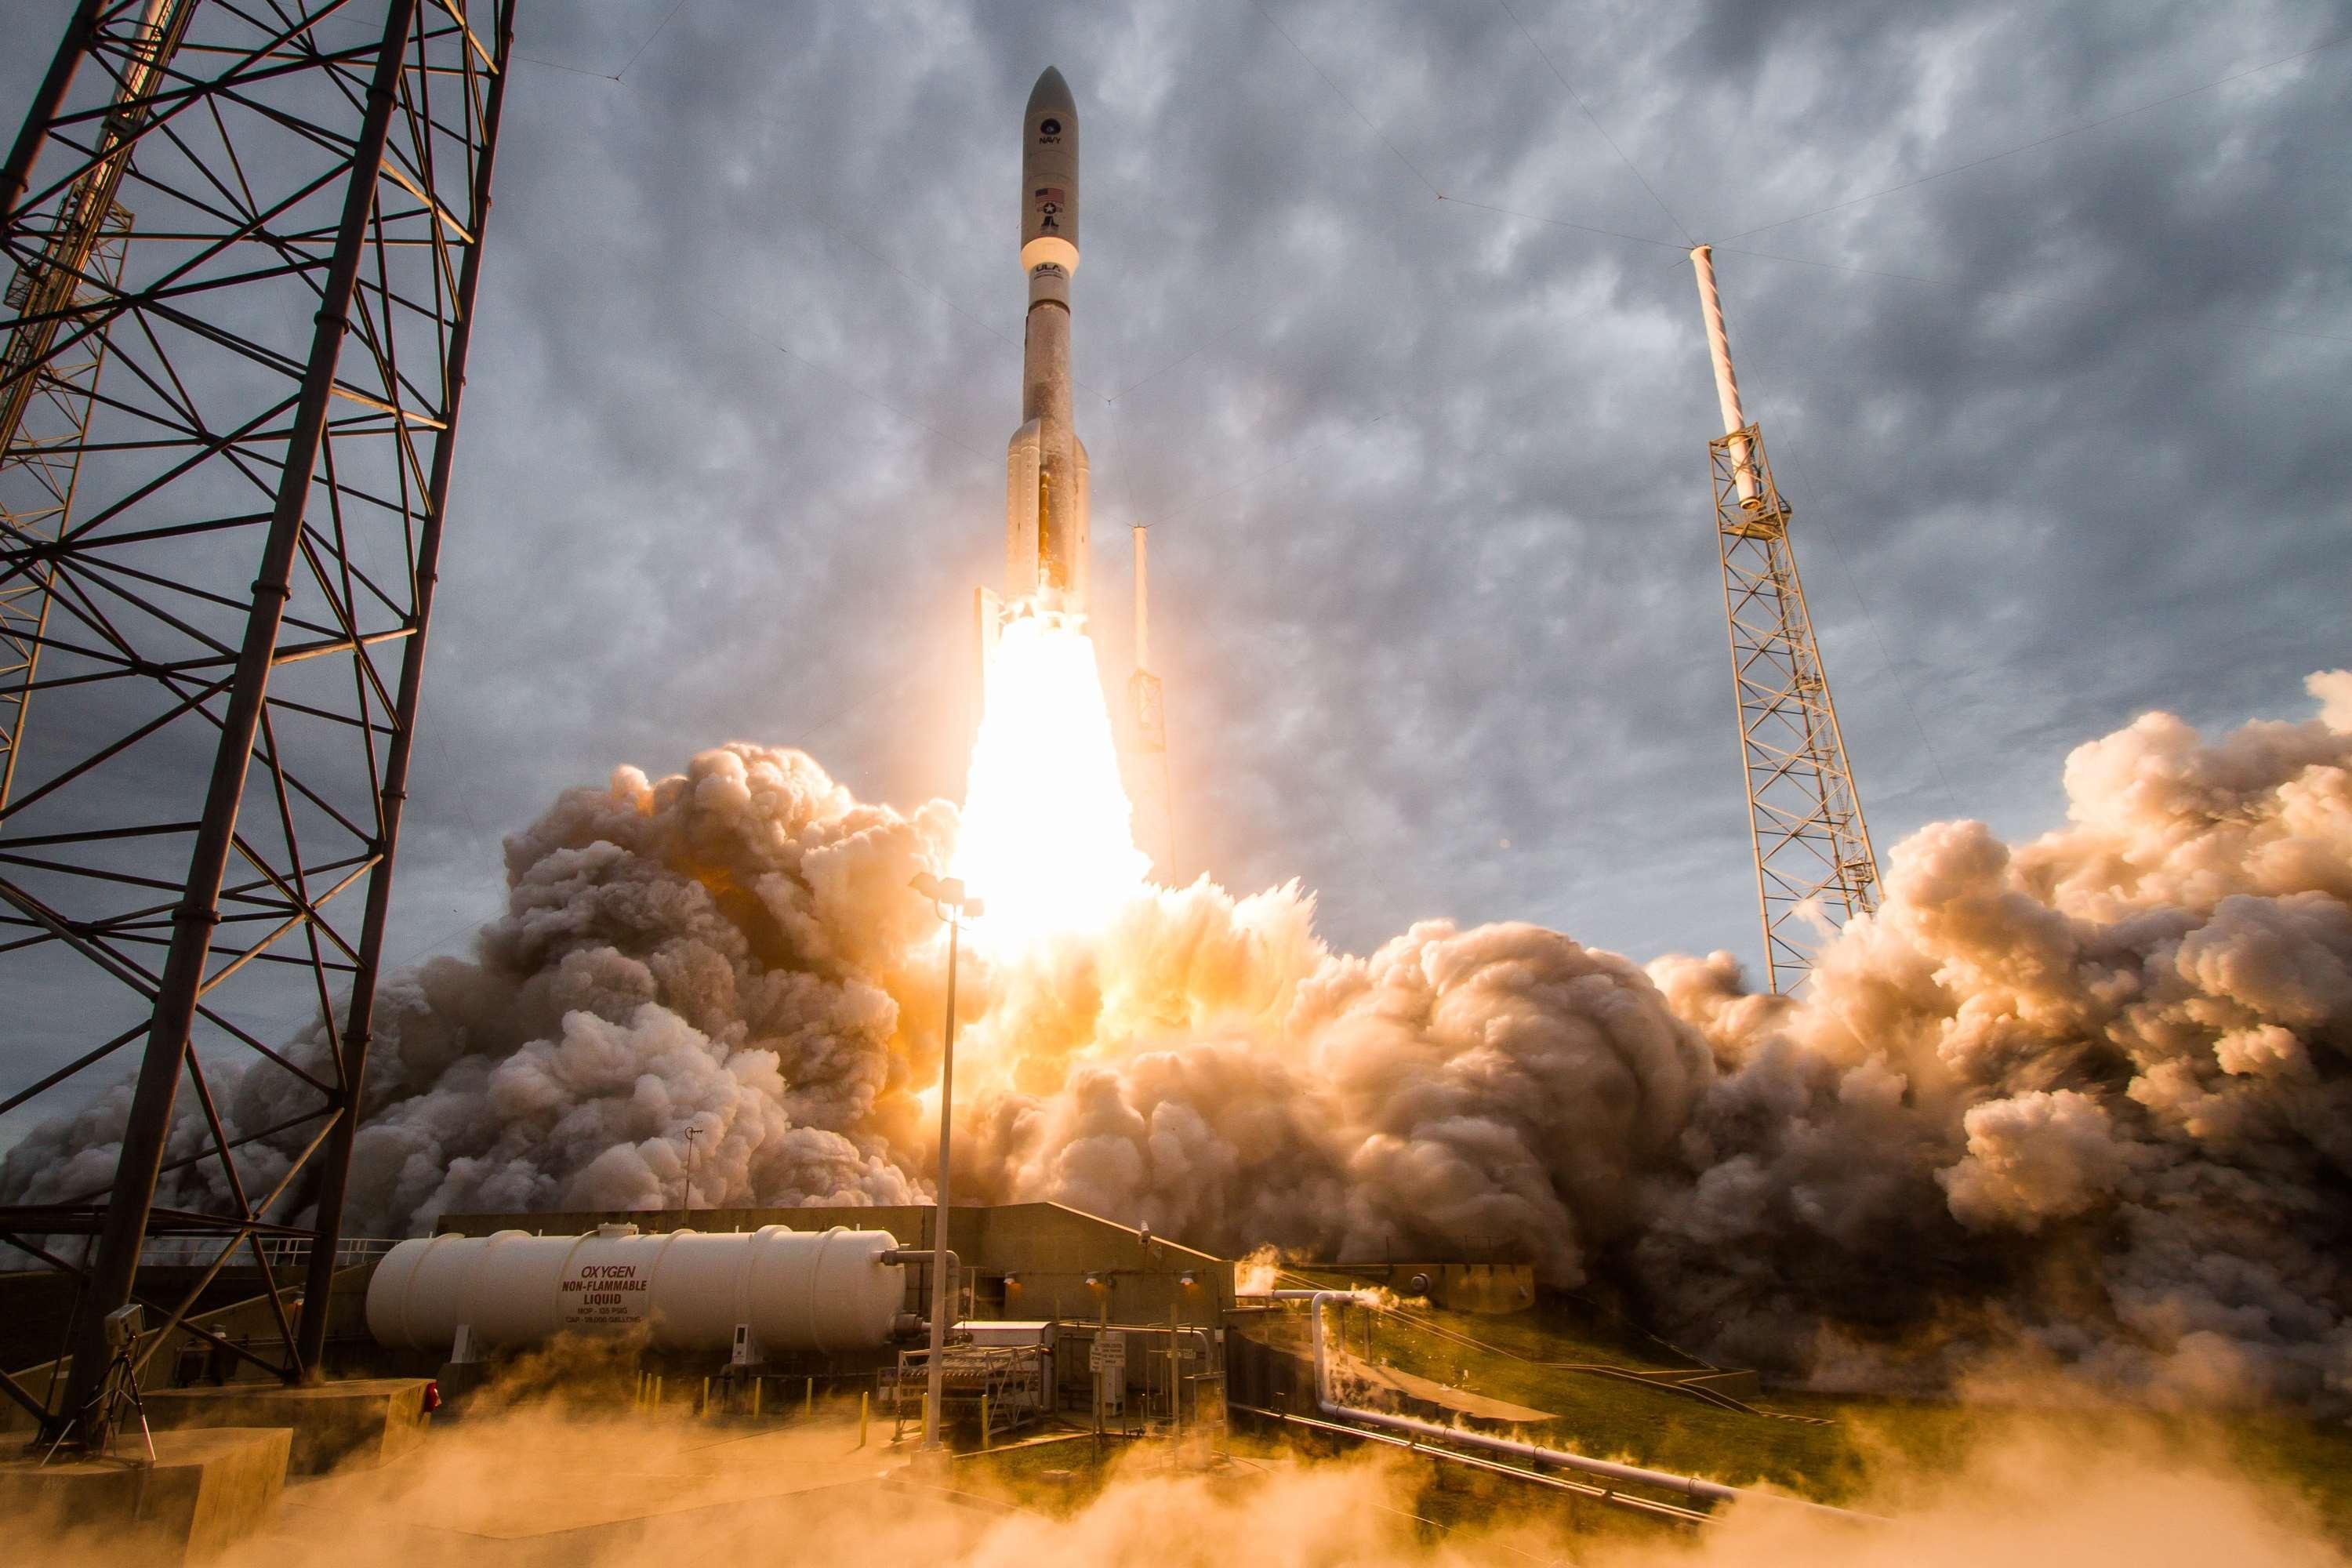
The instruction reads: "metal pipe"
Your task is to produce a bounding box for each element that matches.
[296,0,517,1376]
[0,0,100,240]
[1689,245,1760,505]
[1266,1289,1871,1522]
[1,0,197,457]
[880,1248,958,1273]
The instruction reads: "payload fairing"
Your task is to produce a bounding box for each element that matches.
[981,67,1089,657]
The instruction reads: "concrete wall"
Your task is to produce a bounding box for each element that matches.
[432,1201,1236,1333]
[140,1379,430,1475]
[0,1426,291,1563]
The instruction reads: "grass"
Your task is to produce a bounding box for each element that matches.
[1266,1272,2352,1534]
[952,1428,1121,1512]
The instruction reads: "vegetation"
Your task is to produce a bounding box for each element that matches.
[1269,1272,2352,1536]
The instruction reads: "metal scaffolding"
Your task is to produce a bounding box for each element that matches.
[1710,424,1878,992]
[1,202,129,810]
[0,0,515,1446]
[1690,245,1877,995]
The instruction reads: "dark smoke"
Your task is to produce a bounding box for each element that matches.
[5,675,2350,1406]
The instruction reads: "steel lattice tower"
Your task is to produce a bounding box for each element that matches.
[1689,245,1878,994]
[2,201,129,808]
[0,0,514,1445]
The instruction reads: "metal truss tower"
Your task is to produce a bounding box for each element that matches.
[0,0,514,1445]
[1689,245,1878,994]
[2,201,129,809]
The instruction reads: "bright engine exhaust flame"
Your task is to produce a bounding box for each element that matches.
[953,613,1151,949]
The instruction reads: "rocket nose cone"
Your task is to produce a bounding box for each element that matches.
[1026,66,1075,123]
[1022,66,1079,267]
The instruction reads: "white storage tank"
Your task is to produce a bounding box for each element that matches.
[366,1223,909,1357]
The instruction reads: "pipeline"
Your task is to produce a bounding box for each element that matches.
[1265,1290,1875,1523]
[1232,1403,1711,1526]
[882,1249,959,1343]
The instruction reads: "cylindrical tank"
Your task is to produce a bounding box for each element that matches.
[365,1223,906,1356]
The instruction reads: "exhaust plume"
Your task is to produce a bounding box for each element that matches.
[5,673,2350,1406]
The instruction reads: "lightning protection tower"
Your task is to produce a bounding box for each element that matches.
[0,0,515,1446]
[1688,245,1878,994]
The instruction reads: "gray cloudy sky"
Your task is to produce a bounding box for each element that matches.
[5,0,2348,1003]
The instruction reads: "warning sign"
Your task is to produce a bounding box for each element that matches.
[560,1259,651,1328]
[1089,1332,1125,1375]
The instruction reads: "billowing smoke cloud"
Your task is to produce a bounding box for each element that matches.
[6,676,2350,1408]
[1636,671,2352,1402]
[0,748,960,1232]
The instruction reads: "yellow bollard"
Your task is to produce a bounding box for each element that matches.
[858,1390,869,1448]
[981,1393,991,1450]
[804,1377,814,1419]
[751,1377,762,1419]
[700,1376,711,1417]
[654,1374,664,1407]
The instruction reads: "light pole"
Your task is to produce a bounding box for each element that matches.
[682,1123,702,1211]
[910,870,982,1451]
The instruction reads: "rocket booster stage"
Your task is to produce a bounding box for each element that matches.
[993,67,1087,631]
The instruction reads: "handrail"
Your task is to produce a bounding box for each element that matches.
[134,1235,401,1269]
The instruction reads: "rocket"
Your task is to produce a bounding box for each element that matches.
[980,67,1088,656]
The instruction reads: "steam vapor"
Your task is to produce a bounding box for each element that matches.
[7,674,2351,1407]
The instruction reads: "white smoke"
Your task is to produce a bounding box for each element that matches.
[2,747,954,1233]
[1638,672,2352,1401]
[6,674,2350,1408]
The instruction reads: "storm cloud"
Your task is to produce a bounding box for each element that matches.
[2,0,2347,1406]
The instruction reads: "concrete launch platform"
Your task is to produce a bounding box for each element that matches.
[140,1377,430,1475]
[0,1425,289,1565]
